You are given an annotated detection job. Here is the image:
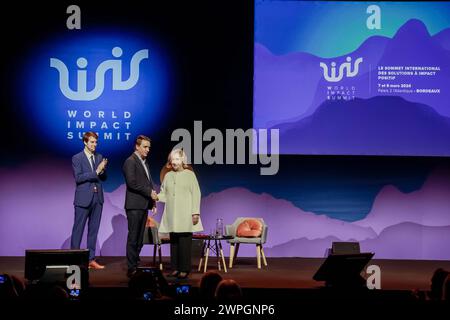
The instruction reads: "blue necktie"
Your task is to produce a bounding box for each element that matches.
[90,155,95,172]
[91,155,98,192]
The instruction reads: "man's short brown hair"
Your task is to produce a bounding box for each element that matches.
[83,131,99,143]
[135,135,151,148]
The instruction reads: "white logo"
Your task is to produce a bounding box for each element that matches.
[50,47,148,101]
[320,57,363,82]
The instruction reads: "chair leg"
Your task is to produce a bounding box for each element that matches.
[204,247,210,273]
[153,245,157,266]
[256,245,261,269]
[220,248,227,273]
[198,239,206,271]
[229,244,235,268]
[158,244,163,270]
[261,245,268,267]
[198,257,203,271]
[215,239,221,271]
[234,243,240,261]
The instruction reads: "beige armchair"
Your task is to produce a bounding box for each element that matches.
[225,217,268,269]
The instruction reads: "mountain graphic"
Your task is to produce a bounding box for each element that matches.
[275,96,450,155]
[267,223,450,260]
[255,19,450,138]
[196,187,377,256]
[2,161,450,259]
[354,167,450,234]
[433,27,450,51]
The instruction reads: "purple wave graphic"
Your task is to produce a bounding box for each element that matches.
[275,96,450,155]
[359,223,450,260]
[265,236,342,258]
[354,167,450,233]
[434,27,450,51]
[254,43,327,129]
[0,161,375,257]
[197,187,376,257]
[255,19,450,135]
[254,29,391,128]
[1,162,450,259]
[267,168,450,259]
[268,223,450,260]
[0,160,127,257]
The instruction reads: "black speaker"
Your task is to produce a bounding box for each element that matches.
[331,242,360,255]
[313,252,374,288]
[25,249,89,288]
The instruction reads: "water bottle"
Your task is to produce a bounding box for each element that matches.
[215,218,224,237]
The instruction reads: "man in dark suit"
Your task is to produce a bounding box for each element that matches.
[123,135,156,277]
[71,131,108,270]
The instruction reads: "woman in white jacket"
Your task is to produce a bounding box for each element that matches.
[152,149,203,279]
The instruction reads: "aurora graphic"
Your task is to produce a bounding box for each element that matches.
[254,1,450,156]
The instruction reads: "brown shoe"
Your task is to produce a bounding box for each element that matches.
[177,272,189,279]
[167,270,179,277]
[89,260,105,270]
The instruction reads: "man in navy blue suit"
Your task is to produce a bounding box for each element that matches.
[70,131,108,270]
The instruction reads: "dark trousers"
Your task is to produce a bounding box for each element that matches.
[170,232,193,273]
[126,209,148,271]
[71,193,102,261]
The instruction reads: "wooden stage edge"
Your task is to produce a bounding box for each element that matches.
[2,256,450,291]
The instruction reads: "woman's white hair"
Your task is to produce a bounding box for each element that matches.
[166,148,189,168]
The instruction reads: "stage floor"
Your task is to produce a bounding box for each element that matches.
[2,256,450,291]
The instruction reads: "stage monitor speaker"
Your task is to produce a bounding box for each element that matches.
[313,252,374,288]
[331,241,360,255]
[25,249,89,289]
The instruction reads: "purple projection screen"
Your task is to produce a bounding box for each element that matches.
[254,1,450,156]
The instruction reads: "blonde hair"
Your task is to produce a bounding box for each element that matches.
[166,148,189,169]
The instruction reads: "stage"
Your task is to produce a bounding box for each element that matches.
[3,256,450,293]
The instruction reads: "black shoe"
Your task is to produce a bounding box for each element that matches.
[168,270,180,277]
[127,268,137,278]
[177,272,189,279]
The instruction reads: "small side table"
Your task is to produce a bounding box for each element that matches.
[195,235,233,273]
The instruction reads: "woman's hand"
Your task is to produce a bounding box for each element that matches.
[192,214,200,225]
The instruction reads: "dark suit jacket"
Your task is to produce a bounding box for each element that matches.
[72,151,107,207]
[123,153,155,210]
